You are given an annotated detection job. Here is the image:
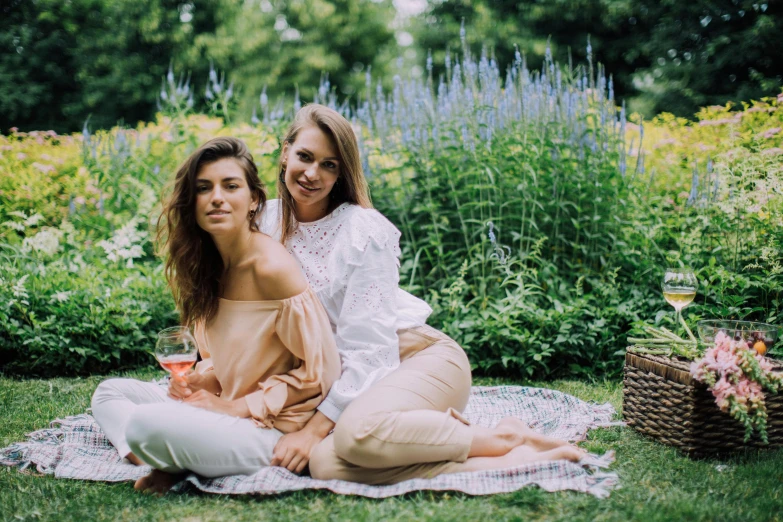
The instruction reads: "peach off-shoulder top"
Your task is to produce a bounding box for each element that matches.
[192,286,341,434]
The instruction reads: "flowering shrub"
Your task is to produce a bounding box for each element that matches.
[1,39,781,377]
[0,250,177,376]
[691,332,783,442]
[97,218,148,267]
[0,114,283,376]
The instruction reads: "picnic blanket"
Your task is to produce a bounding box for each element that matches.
[0,385,620,498]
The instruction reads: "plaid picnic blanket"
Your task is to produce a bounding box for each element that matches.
[0,385,620,498]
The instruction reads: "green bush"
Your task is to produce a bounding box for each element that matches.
[619,144,783,344]
[1,39,781,378]
[0,245,176,377]
[0,115,283,377]
[362,49,782,378]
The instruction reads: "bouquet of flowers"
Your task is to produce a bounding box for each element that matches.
[690,332,783,443]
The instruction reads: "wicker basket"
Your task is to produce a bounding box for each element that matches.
[622,351,783,457]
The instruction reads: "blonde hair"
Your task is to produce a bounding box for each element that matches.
[277,104,372,244]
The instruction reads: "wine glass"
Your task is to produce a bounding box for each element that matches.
[155,326,198,378]
[662,268,698,327]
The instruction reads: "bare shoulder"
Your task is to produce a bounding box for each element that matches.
[251,234,308,300]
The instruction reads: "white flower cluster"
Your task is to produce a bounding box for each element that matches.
[2,211,43,232]
[715,148,783,222]
[49,290,72,304]
[67,252,87,273]
[11,274,30,307]
[22,227,63,256]
[98,218,148,267]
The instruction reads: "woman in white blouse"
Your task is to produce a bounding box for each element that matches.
[257,104,582,484]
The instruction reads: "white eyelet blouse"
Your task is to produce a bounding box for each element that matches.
[257,199,432,422]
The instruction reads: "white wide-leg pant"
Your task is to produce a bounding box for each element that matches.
[91,378,283,477]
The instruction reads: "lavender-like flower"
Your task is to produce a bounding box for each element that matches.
[687,163,700,206]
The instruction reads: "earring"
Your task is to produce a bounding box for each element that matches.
[248,209,257,220]
[279,166,286,184]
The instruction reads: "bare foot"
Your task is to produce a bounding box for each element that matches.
[496,417,571,452]
[502,443,546,467]
[468,418,578,459]
[535,445,586,463]
[503,443,586,467]
[125,452,144,466]
[134,469,184,495]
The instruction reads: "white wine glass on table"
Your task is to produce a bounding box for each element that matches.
[662,268,698,329]
[155,326,198,379]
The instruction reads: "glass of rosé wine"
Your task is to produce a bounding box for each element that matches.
[155,326,198,377]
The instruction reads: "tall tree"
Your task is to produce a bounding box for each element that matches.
[414,0,783,118]
[194,0,397,114]
[0,0,397,133]
[0,0,221,133]
[0,0,88,132]
[628,1,783,116]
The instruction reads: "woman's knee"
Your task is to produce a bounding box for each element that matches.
[332,410,393,466]
[331,409,363,461]
[91,378,130,409]
[308,444,338,480]
[421,339,473,410]
[418,330,472,380]
[439,336,472,379]
[309,433,355,481]
[124,406,170,453]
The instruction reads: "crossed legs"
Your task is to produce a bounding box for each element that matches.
[91,378,282,493]
[309,327,582,485]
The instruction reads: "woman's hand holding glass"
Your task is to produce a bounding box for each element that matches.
[183,389,251,417]
[168,370,212,400]
[168,370,248,416]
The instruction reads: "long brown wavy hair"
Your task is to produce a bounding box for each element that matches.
[277,104,373,244]
[158,137,266,326]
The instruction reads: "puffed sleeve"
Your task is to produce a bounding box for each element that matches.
[316,210,402,422]
[193,322,216,376]
[242,287,342,433]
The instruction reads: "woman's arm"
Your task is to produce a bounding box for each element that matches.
[240,258,341,429]
[185,253,340,426]
[316,229,402,423]
[270,410,335,473]
[272,212,404,472]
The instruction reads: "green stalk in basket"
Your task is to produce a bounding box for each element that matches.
[627,318,702,359]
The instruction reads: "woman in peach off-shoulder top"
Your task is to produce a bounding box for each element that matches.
[90,137,340,494]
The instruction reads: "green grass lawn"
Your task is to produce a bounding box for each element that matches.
[1,371,781,522]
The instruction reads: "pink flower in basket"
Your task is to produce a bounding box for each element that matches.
[690,332,741,379]
[733,378,762,406]
[711,376,733,409]
[690,331,783,443]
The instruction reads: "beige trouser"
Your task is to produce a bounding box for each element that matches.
[91,378,283,477]
[309,324,477,484]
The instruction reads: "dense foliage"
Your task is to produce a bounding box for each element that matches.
[357,45,783,377]
[0,117,280,375]
[0,0,396,133]
[415,0,783,118]
[0,42,781,377]
[3,1,782,133]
